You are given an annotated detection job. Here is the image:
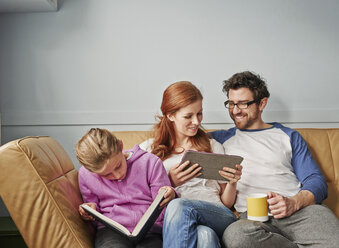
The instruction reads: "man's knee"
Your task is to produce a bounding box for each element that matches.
[222,220,259,248]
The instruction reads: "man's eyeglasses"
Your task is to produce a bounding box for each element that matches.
[224,100,258,109]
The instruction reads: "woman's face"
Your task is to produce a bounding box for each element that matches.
[167,99,203,139]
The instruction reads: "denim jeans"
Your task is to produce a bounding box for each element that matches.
[163,198,237,248]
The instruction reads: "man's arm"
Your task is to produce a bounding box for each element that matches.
[291,190,315,208]
[277,124,328,204]
[266,125,327,219]
[289,130,328,204]
[268,126,327,219]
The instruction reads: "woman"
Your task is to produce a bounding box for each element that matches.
[140,81,242,248]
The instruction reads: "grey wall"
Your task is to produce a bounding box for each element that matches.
[1,0,339,216]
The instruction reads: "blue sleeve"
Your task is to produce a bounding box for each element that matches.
[287,128,328,203]
[209,127,236,144]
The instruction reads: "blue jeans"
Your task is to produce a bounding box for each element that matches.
[163,198,237,248]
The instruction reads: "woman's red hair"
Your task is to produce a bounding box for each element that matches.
[151,81,212,160]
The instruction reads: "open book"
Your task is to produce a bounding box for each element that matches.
[181,150,243,181]
[81,188,167,243]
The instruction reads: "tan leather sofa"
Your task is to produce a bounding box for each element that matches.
[0,129,338,248]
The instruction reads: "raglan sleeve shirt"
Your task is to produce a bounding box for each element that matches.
[210,125,328,204]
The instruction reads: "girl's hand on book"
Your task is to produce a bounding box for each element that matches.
[168,161,202,187]
[219,164,242,184]
[79,203,97,221]
[159,186,176,208]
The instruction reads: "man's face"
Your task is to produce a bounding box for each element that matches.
[227,88,262,130]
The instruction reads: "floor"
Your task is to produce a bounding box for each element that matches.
[0,216,27,248]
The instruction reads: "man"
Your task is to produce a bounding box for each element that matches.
[211,71,339,247]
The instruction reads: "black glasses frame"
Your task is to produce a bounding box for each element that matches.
[224,99,258,109]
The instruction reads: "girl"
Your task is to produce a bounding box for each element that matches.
[76,128,175,248]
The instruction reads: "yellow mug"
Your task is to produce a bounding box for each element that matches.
[246,193,269,222]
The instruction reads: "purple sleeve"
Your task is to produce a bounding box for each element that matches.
[146,157,176,229]
[147,157,174,199]
[78,166,100,206]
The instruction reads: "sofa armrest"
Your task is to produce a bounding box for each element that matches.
[0,136,94,248]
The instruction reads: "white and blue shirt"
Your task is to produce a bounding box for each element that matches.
[211,122,327,213]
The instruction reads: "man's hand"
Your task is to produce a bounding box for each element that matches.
[267,192,297,219]
[168,161,202,187]
[267,190,315,219]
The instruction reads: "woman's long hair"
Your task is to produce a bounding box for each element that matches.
[151,81,212,160]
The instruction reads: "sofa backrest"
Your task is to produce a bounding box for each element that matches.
[113,129,339,218]
[296,129,339,218]
[0,136,94,248]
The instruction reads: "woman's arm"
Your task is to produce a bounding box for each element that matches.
[219,164,242,208]
[219,182,237,208]
[168,160,202,187]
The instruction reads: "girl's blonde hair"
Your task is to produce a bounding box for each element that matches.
[76,128,121,172]
[151,81,212,160]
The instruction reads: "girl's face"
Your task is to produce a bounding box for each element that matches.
[167,99,203,140]
[96,152,127,181]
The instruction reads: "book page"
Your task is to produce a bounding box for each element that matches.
[81,204,131,235]
[131,188,167,236]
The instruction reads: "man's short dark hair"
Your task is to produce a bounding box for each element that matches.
[223,71,270,100]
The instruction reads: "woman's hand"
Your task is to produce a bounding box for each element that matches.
[219,164,242,185]
[78,202,97,221]
[159,186,176,208]
[168,160,202,187]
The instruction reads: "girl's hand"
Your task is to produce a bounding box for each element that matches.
[219,164,242,184]
[78,202,97,221]
[168,160,202,187]
[159,186,176,208]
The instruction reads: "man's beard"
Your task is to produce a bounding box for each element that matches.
[231,109,260,129]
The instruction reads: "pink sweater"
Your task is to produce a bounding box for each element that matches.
[79,145,172,233]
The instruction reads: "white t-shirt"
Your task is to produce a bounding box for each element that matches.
[221,127,301,212]
[139,138,226,204]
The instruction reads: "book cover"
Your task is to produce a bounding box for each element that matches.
[81,188,167,243]
[181,150,243,181]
